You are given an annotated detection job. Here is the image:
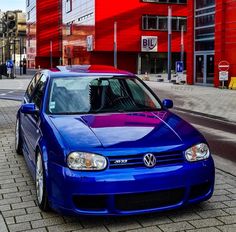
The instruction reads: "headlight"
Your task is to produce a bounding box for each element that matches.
[185,143,210,162]
[67,152,107,171]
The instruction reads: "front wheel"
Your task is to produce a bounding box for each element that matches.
[15,117,23,155]
[36,151,50,211]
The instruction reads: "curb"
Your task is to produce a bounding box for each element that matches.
[213,154,236,177]
[173,107,236,126]
[0,214,8,232]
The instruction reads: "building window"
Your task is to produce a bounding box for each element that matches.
[142,0,187,4]
[142,15,187,31]
[66,0,72,13]
[195,1,215,51]
[66,23,72,36]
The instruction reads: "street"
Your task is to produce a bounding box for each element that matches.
[0,99,236,232]
[0,78,236,231]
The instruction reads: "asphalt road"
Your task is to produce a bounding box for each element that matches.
[1,88,235,163]
[0,89,24,101]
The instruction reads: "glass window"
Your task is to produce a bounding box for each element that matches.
[48,76,162,114]
[196,0,215,9]
[25,73,42,100]
[31,75,47,109]
[66,0,72,13]
[142,0,187,3]
[142,16,187,31]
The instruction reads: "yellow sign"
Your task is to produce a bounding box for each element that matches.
[229,77,236,90]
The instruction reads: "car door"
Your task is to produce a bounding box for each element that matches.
[21,74,47,166]
[21,73,42,156]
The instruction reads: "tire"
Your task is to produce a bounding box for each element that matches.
[15,117,23,155]
[36,151,50,211]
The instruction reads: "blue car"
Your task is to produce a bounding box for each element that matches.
[16,65,215,216]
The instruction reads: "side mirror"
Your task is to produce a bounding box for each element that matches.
[162,99,173,109]
[21,103,39,115]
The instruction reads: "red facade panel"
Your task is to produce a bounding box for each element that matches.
[95,0,187,52]
[36,0,62,68]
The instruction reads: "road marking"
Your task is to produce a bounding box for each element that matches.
[8,91,14,93]
[192,123,236,142]
[0,93,6,96]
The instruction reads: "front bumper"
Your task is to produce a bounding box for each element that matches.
[47,157,215,216]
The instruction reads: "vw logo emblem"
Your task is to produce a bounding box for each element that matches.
[143,153,156,168]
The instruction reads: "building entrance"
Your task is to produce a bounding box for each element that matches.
[195,53,214,85]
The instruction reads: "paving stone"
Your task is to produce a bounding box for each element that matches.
[196,209,229,218]
[218,215,236,224]
[2,208,26,218]
[217,224,236,232]
[187,227,221,232]
[137,215,172,227]
[158,221,194,232]
[11,200,36,210]
[105,220,141,232]
[223,200,236,207]
[31,217,65,229]
[126,226,162,232]
[15,213,42,223]
[8,222,31,232]
[169,211,201,222]
[189,218,223,228]
[25,206,41,214]
[222,207,236,215]
[24,229,47,232]
[5,216,15,225]
[72,225,109,232]
[47,222,83,232]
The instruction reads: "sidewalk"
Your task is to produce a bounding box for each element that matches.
[145,79,236,124]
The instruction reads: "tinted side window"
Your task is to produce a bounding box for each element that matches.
[25,73,41,100]
[31,75,47,109]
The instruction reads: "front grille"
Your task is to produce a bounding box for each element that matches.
[115,188,185,211]
[109,152,184,169]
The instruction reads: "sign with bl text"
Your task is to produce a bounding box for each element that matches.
[141,36,158,52]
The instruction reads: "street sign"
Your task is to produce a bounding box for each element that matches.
[219,71,229,81]
[6,59,14,69]
[176,61,183,73]
[218,60,230,71]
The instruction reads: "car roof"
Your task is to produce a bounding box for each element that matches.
[41,65,135,78]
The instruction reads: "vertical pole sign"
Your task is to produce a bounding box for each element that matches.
[167,6,172,81]
[114,21,117,68]
[218,61,230,88]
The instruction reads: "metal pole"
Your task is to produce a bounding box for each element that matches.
[114,21,117,68]
[181,25,184,63]
[167,6,172,82]
[13,39,16,63]
[20,37,22,75]
[2,33,5,63]
[50,40,53,68]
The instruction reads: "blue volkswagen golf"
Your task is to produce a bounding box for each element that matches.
[16,65,215,216]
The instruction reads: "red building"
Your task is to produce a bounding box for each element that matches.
[62,0,187,74]
[27,0,236,87]
[26,0,62,68]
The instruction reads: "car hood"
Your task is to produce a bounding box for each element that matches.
[49,111,204,151]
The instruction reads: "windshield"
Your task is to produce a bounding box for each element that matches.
[47,76,162,114]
